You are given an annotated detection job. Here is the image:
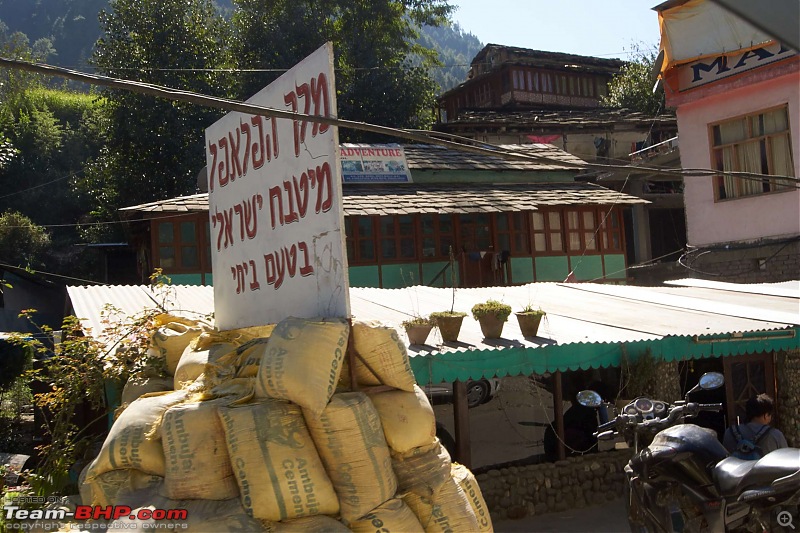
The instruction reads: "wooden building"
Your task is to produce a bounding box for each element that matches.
[119,143,645,288]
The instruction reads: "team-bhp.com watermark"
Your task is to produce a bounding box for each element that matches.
[4,497,188,530]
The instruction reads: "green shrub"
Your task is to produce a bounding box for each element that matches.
[470,300,512,322]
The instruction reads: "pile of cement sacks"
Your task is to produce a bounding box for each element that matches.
[76,315,493,532]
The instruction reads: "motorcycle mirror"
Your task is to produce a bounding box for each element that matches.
[698,372,724,390]
[576,390,603,408]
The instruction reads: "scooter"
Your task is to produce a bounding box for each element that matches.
[577,372,800,532]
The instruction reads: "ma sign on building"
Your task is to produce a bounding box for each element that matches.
[205,43,350,330]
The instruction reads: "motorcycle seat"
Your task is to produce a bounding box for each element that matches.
[713,448,800,498]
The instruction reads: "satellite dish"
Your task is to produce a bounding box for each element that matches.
[197,165,208,192]
[650,49,665,82]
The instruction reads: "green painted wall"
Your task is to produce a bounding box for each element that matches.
[510,257,534,284]
[422,261,454,287]
[348,265,380,288]
[380,264,419,289]
[569,255,604,281]
[603,254,627,280]
[534,256,569,281]
[169,273,203,285]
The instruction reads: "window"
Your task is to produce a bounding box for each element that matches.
[600,209,623,252]
[711,106,795,200]
[345,216,376,264]
[380,215,416,260]
[421,214,454,258]
[153,215,208,272]
[458,213,491,252]
[565,209,598,253]
[531,210,564,253]
[496,212,530,254]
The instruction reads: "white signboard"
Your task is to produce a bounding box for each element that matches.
[678,42,795,91]
[205,43,349,330]
[340,144,412,183]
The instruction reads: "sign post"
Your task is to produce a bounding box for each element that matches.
[205,43,349,330]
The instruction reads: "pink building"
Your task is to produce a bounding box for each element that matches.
[656,0,799,282]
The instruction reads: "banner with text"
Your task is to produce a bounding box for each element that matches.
[205,42,349,330]
[340,143,412,183]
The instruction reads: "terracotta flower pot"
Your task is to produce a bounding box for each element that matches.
[516,312,543,338]
[435,315,465,342]
[405,324,433,345]
[478,315,505,339]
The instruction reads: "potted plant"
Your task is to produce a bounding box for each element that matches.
[471,299,512,339]
[402,315,434,345]
[430,310,467,342]
[515,304,546,338]
[429,246,467,343]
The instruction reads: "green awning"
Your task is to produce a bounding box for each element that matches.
[410,328,799,385]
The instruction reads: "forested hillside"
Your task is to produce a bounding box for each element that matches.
[418,23,483,92]
[0,0,481,92]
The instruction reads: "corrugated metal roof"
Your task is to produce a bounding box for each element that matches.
[66,280,798,383]
[120,183,646,216]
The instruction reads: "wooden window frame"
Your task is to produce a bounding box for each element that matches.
[379,214,418,263]
[710,105,795,201]
[420,213,455,260]
[599,208,624,253]
[531,209,565,255]
[151,214,209,274]
[345,215,378,265]
[495,211,531,255]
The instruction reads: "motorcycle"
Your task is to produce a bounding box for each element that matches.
[577,372,800,532]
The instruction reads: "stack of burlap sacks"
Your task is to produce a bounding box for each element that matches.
[78,315,494,532]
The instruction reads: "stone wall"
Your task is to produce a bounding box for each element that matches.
[689,240,800,283]
[475,449,632,522]
[776,349,800,447]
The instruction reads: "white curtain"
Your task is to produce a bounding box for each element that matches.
[737,140,763,195]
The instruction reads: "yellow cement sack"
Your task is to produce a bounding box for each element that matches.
[391,439,452,498]
[78,466,162,507]
[369,385,436,453]
[403,476,479,533]
[218,399,339,521]
[108,497,267,533]
[269,515,351,532]
[452,463,493,532]
[121,374,174,407]
[173,338,238,389]
[178,497,268,532]
[234,338,267,378]
[348,321,416,391]
[214,324,275,345]
[350,498,424,533]
[254,317,349,416]
[85,390,188,480]
[161,398,239,500]
[304,392,397,523]
[153,313,207,329]
[151,321,204,376]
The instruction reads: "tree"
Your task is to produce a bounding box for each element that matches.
[601,44,665,115]
[0,210,51,268]
[0,23,108,279]
[82,0,236,239]
[231,0,453,141]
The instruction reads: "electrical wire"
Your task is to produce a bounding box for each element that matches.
[2,56,798,185]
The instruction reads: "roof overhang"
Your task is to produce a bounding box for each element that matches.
[66,280,800,385]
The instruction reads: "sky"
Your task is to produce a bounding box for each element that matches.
[448,0,663,60]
